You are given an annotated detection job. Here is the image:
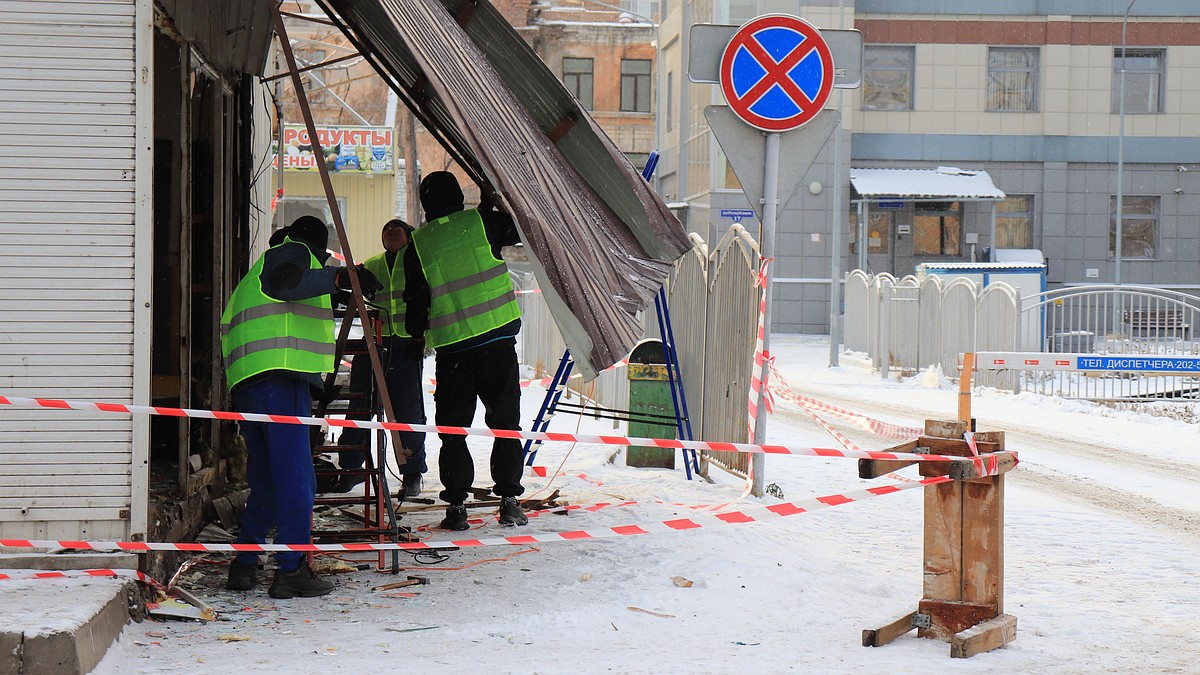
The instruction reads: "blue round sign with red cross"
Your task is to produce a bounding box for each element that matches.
[720,15,834,132]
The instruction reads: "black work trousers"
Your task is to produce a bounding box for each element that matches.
[433,337,524,505]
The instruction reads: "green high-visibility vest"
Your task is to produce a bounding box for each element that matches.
[362,250,411,338]
[220,238,335,390]
[412,209,519,349]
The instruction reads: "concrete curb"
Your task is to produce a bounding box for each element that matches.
[0,580,137,675]
[0,554,143,675]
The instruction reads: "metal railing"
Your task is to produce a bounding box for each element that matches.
[982,285,1200,399]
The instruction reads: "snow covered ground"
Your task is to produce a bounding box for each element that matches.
[68,334,1200,671]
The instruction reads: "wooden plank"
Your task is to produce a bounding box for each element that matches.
[919,436,999,455]
[925,419,968,438]
[860,439,918,478]
[949,452,1019,480]
[973,430,1005,450]
[859,458,917,479]
[923,480,963,603]
[918,599,996,641]
[962,476,1005,612]
[950,613,1017,658]
[862,611,916,647]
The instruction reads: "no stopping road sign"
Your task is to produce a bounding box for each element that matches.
[719,15,834,132]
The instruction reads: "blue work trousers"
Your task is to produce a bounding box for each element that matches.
[232,374,315,572]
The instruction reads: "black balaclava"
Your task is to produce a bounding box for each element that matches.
[419,171,465,221]
[288,215,329,257]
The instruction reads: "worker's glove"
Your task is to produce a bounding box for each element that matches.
[336,264,383,300]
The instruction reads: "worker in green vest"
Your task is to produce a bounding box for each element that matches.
[221,215,381,598]
[403,171,527,531]
[333,218,428,498]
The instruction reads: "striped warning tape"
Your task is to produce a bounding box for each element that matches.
[747,257,774,438]
[0,475,955,554]
[0,394,984,465]
[0,568,164,590]
[767,363,924,441]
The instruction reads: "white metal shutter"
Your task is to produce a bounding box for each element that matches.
[0,0,142,539]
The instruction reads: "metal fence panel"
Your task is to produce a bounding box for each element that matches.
[699,230,759,477]
[939,278,979,376]
[1003,285,1200,400]
[843,270,871,354]
[917,275,943,372]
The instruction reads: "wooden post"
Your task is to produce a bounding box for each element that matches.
[958,352,974,423]
[861,419,1017,658]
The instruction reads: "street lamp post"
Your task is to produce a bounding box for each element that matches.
[1115,0,1136,286]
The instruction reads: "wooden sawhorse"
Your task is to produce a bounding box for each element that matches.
[860,419,1019,658]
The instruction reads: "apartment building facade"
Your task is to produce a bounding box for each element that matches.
[657,0,1200,333]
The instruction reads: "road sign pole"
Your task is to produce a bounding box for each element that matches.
[751,131,781,497]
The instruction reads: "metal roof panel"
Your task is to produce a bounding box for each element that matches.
[317,0,690,378]
[850,166,1006,200]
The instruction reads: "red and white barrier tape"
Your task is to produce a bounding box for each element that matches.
[0,394,984,465]
[767,363,924,441]
[0,475,954,554]
[0,568,164,590]
[747,257,774,439]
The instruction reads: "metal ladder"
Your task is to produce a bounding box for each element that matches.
[310,306,404,572]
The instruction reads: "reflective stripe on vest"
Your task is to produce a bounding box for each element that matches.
[412,209,520,349]
[362,251,410,338]
[220,238,335,389]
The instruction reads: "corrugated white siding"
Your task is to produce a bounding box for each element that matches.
[0,0,141,539]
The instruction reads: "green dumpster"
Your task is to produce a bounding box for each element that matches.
[626,339,676,469]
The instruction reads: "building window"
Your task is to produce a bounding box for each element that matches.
[913,201,962,256]
[863,45,914,111]
[729,0,756,22]
[620,58,652,113]
[1112,49,1164,114]
[278,197,348,252]
[1110,195,1159,259]
[666,71,674,131]
[563,57,594,110]
[996,195,1034,249]
[987,47,1039,112]
[849,207,893,254]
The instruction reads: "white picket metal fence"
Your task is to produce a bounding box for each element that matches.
[844,270,1020,379]
[843,273,1200,400]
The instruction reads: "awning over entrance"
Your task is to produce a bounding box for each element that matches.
[315,0,691,378]
[849,167,1006,201]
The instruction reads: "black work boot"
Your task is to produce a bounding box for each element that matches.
[267,562,335,599]
[439,504,469,531]
[498,496,528,527]
[226,560,258,591]
[401,474,423,498]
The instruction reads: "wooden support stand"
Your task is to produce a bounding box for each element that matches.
[860,419,1018,659]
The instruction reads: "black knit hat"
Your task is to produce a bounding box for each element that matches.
[419,171,465,219]
[288,215,329,253]
[381,218,414,236]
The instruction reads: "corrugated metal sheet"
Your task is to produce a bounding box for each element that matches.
[0,0,138,538]
[316,0,691,378]
[850,167,1006,200]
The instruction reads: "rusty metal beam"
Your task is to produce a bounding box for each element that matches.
[268,0,408,470]
[261,52,361,83]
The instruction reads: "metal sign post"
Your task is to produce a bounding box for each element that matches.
[716,15,835,495]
